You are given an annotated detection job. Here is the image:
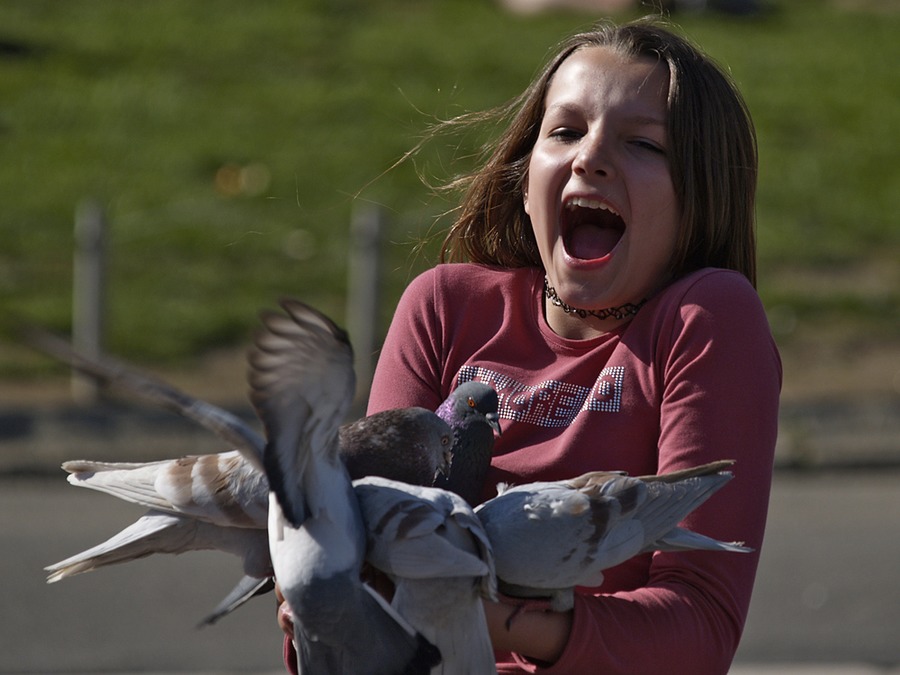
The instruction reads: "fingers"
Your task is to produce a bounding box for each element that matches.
[277,601,294,638]
[274,582,293,638]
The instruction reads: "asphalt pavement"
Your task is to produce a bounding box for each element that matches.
[1,397,898,674]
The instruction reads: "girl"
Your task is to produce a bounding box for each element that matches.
[281,17,781,674]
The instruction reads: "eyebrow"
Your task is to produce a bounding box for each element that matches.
[543,103,666,127]
[627,115,667,128]
[541,103,668,129]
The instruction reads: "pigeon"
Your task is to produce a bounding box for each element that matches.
[44,450,273,591]
[201,575,276,626]
[55,402,454,534]
[474,460,753,612]
[46,408,454,624]
[28,327,454,486]
[26,327,269,472]
[36,323,503,641]
[354,475,497,675]
[44,510,271,585]
[43,449,276,626]
[35,327,451,605]
[432,380,501,507]
[57,451,269,529]
[340,408,453,488]
[44,402,452,546]
[247,298,440,674]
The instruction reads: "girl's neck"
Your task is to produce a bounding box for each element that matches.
[541,276,646,340]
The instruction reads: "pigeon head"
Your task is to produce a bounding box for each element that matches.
[436,381,501,437]
[338,407,453,487]
[434,381,501,506]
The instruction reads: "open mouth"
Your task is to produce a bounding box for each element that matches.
[561,196,625,261]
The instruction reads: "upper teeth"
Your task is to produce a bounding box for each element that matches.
[565,197,618,214]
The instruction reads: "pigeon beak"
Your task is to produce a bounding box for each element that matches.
[486,413,502,437]
[438,447,453,478]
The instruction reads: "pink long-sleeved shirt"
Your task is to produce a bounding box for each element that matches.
[365,263,781,674]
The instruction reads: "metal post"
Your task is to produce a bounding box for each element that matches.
[72,199,107,404]
[346,204,383,413]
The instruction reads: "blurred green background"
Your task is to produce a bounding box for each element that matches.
[1,0,897,400]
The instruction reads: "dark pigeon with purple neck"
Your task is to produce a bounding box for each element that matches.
[433,381,501,506]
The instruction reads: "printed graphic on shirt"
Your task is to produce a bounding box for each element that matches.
[458,364,624,428]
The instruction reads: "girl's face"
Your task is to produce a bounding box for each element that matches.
[524,46,679,337]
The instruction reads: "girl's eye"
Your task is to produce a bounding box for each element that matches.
[548,128,582,142]
[631,139,666,155]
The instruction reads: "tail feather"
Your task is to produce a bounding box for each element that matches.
[638,460,735,483]
[293,584,442,675]
[198,575,275,627]
[64,460,169,510]
[431,604,495,675]
[45,511,270,584]
[652,527,754,554]
[392,578,495,675]
[360,583,443,674]
[635,472,734,543]
[45,511,188,583]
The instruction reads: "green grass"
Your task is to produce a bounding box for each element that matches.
[1,0,897,376]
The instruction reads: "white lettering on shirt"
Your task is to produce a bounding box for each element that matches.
[457,364,624,428]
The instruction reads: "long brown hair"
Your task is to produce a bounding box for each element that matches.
[438,18,759,287]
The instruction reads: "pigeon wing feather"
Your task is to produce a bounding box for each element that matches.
[28,327,266,470]
[62,451,268,528]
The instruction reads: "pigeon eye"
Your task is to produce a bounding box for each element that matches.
[467,397,476,409]
[442,436,450,446]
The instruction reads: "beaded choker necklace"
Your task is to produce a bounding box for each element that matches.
[543,276,646,321]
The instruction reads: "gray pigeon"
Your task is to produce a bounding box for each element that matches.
[248,299,440,674]
[29,327,453,486]
[432,381,501,507]
[340,408,452,488]
[200,574,275,627]
[475,460,753,612]
[44,401,454,579]
[27,328,268,470]
[354,475,497,675]
[36,322,493,643]
[217,404,450,627]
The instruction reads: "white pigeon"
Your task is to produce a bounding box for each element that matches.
[41,393,458,627]
[37,329,453,624]
[45,510,271,584]
[44,408,457,623]
[58,450,269,528]
[354,475,497,675]
[475,460,753,612]
[248,299,440,674]
[44,450,274,619]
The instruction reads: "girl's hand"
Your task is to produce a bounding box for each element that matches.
[483,596,572,665]
[274,582,294,638]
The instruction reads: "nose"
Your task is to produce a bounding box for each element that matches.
[572,131,614,178]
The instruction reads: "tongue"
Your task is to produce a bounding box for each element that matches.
[567,224,621,260]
